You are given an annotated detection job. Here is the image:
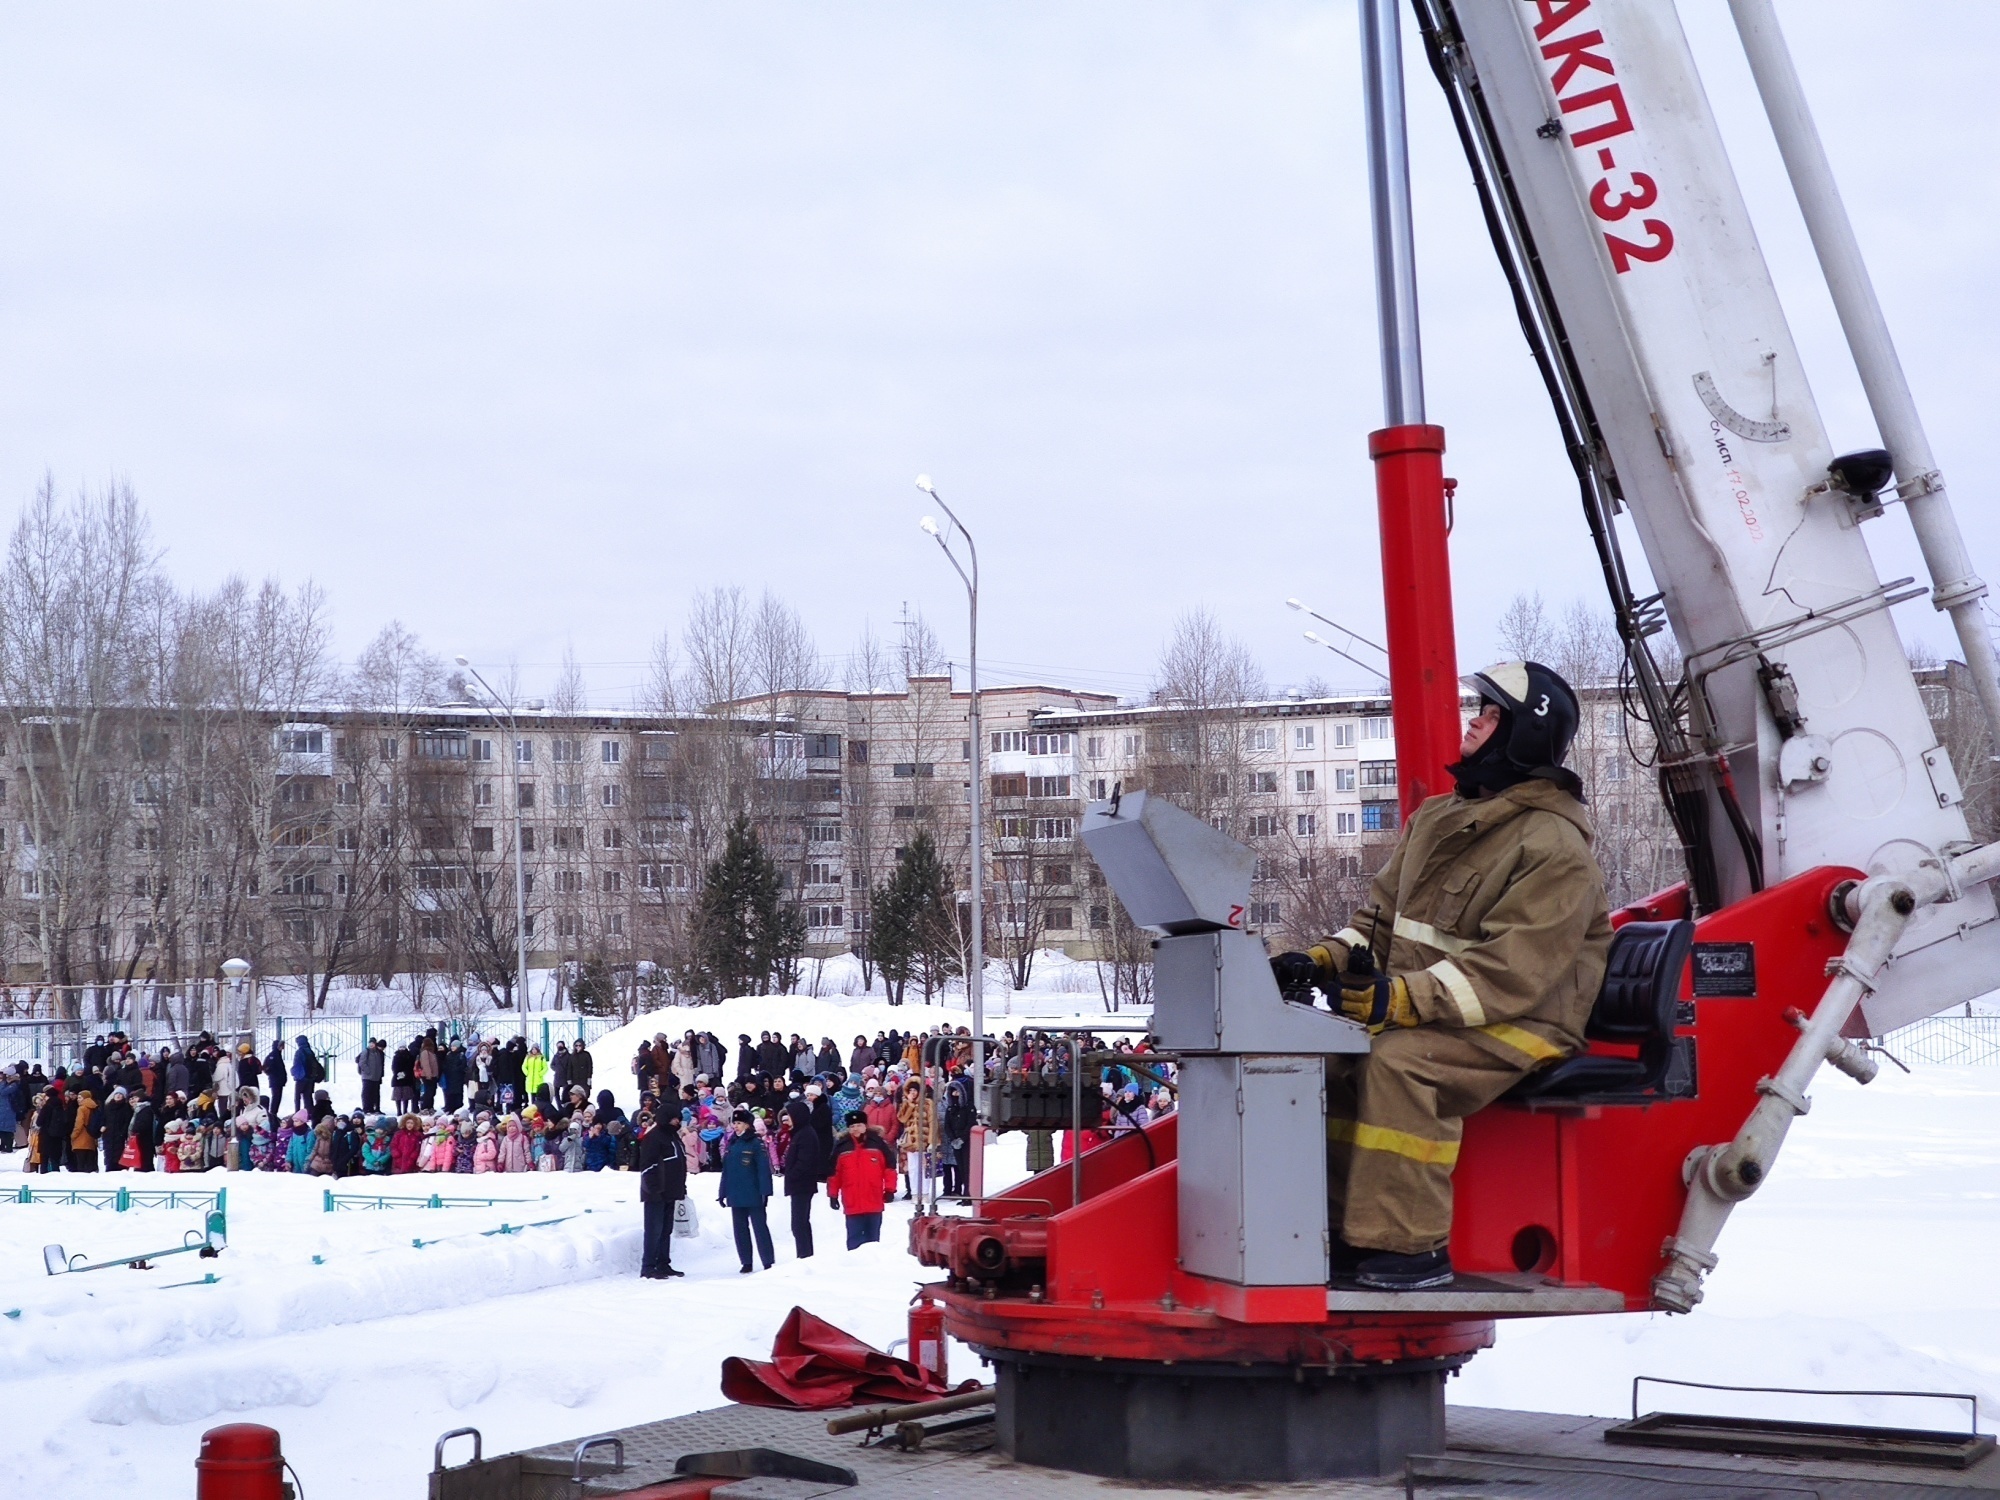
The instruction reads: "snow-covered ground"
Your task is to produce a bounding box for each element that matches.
[3,1052,1996,1492]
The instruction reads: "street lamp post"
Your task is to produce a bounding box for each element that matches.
[916,475,986,1196]
[221,957,252,1084]
[456,658,533,1041]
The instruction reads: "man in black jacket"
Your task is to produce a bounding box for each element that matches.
[757,1031,789,1079]
[636,1108,688,1279]
[780,1098,826,1258]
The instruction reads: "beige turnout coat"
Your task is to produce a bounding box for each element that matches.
[1328,778,1613,1069]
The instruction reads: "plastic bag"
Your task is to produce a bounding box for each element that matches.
[672,1195,699,1239]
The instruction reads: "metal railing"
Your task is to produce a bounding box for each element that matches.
[1879,1014,2000,1067]
[0,1011,629,1076]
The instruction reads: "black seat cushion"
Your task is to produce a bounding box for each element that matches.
[1505,919,1695,1104]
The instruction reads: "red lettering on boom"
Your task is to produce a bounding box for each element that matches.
[1531,0,1593,41]
[1541,29,1616,92]
[1560,83,1634,147]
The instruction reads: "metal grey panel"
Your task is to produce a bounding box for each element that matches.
[1176,1057,1244,1284]
[1239,1056,1327,1286]
[1151,933,1221,1051]
[1080,791,1253,933]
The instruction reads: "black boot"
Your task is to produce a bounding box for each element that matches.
[1329,1238,1366,1279]
[1352,1247,1453,1290]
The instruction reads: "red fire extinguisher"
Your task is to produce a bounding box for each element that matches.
[196,1423,293,1500]
[909,1292,948,1388]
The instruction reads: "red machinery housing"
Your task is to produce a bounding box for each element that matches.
[914,864,1856,1478]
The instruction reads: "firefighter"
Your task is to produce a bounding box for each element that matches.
[1272,661,1613,1290]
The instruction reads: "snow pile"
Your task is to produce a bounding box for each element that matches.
[0,1065,1995,1494]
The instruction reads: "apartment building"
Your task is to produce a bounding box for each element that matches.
[0,670,1700,998]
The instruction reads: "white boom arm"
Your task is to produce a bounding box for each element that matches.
[1416,0,2000,1032]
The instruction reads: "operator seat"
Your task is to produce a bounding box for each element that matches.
[1504,918,1697,1107]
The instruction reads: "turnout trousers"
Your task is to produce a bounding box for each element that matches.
[1327,1026,1535,1256]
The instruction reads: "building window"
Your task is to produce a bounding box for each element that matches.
[1089,903,1110,930]
[807,903,844,928]
[416,731,469,759]
[1122,734,1140,757]
[807,822,841,843]
[601,740,622,764]
[515,739,533,763]
[1249,900,1281,926]
[893,805,916,820]
[992,731,1023,754]
[603,826,624,849]
[546,738,577,763]
[1362,803,1397,832]
[1248,771,1278,794]
[601,783,622,808]
[1085,735,1106,759]
[519,827,536,853]
[804,733,840,759]
[1027,733,1070,756]
[1294,725,1315,750]
[1087,777,1108,800]
[1362,717,1392,741]
[1333,722,1356,748]
[992,773,1026,798]
[1252,857,1276,883]
[1361,760,1397,788]
[471,739,493,761]
[1295,769,1316,793]
[555,869,582,894]
[1297,813,1317,836]
[1334,767,1356,791]
[472,827,495,853]
[1336,811,1358,835]
[602,869,622,893]
[1027,775,1070,798]
[892,763,935,779]
[806,861,838,886]
[1034,817,1074,842]
[1245,814,1278,838]
[553,783,584,808]
[849,740,869,764]
[1046,906,1073,931]
[279,729,324,754]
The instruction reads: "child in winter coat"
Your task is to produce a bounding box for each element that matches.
[307,1120,336,1176]
[472,1122,498,1173]
[390,1115,422,1174]
[496,1118,531,1173]
[452,1119,477,1172]
[360,1121,391,1174]
[161,1119,185,1174]
[583,1122,616,1171]
[562,1121,585,1171]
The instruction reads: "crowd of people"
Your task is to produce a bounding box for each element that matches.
[0,1018,1176,1282]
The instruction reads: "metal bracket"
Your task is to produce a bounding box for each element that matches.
[1753,1074,1810,1116]
[1922,745,1966,811]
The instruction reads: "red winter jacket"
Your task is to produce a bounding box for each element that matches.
[390,1125,422,1174]
[826,1133,897,1216]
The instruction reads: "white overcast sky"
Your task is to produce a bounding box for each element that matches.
[0,2,1992,705]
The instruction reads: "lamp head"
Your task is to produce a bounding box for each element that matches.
[915,474,937,497]
[220,957,251,982]
[454,655,470,668]
[919,516,942,537]
[1286,598,1305,612]
[1303,631,1323,645]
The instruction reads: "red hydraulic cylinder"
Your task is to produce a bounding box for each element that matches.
[195,1423,287,1499]
[1370,423,1461,820]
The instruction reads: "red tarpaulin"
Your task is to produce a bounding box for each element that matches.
[720,1307,958,1410]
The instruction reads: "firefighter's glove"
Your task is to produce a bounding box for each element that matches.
[1337,973,1418,1033]
[1270,952,1322,1000]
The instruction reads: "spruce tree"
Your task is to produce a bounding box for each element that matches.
[874,830,960,1005]
[688,814,797,1000]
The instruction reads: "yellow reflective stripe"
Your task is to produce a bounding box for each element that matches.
[1426,958,1487,1027]
[1476,1022,1566,1062]
[1333,927,1368,950]
[1393,915,1470,955]
[1327,1116,1460,1167]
